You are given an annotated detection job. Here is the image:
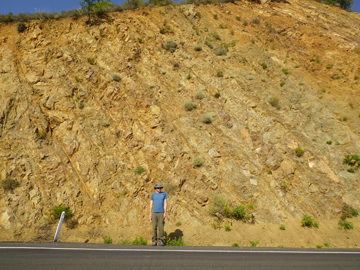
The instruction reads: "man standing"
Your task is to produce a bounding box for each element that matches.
[149,183,167,246]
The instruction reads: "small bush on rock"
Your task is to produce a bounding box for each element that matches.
[49,205,73,220]
[162,40,178,53]
[1,177,20,192]
[301,214,319,228]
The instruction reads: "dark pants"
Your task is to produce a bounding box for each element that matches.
[152,212,164,242]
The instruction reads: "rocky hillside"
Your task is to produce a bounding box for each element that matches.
[1,0,360,246]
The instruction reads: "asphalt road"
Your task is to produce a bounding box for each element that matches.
[0,242,360,270]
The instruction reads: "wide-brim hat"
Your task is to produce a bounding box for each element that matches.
[154,183,163,189]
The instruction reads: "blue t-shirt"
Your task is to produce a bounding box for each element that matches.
[151,192,167,213]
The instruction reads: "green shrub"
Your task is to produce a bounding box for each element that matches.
[162,40,178,53]
[202,114,212,124]
[279,224,286,230]
[102,121,110,127]
[209,195,226,216]
[79,102,85,109]
[103,236,113,244]
[326,141,332,145]
[338,220,354,230]
[193,157,204,167]
[269,97,280,110]
[243,21,248,27]
[295,147,304,157]
[194,45,202,51]
[214,47,227,56]
[236,16,241,21]
[231,205,247,220]
[282,68,290,75]
[214,92,221,98]
[301,214,319,228]
[261,63,267,69]
[217,70,224,77]
[134,166,145,174]
[186,73,191,80]
[1,177,20,192]
[164,232,185,246]
[224,224,231,231]
[184,101,197,111]
[280,81,285,87]
[131,236,147,245]
[340,203,358,220]
[324,241,330,248]
[343,154,360,166]
[205,39,213,49]
[111,73,121,82]
[232,243,239,247]
[316,245,323,249]
[252,18,261,24]
[249,240,259,247]
[87,57,95,65]
[331,73,340,79]
[49,205,73,220]
[118,239,131,245]
[347,167,355,173]
[17,22,26,33]
[194,91,204,100]
[213,14,218,19]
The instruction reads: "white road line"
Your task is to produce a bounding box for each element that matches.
[0,246,360,254]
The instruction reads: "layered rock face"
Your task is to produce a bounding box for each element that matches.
[0,0,360,243]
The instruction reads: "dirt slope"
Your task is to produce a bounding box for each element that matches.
[0,0,360,247]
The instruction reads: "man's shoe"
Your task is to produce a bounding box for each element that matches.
[152,242,157,246]
[158,240,164,246]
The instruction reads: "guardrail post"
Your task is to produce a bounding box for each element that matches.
[53,211,65,242]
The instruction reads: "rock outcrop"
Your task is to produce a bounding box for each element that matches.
[0,0,360,245]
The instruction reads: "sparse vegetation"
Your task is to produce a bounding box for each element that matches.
[1,177,20,192]
[269,97,280,110]
[111,73,121,82]
[214,47,227,56]
[232,243,239,247]
[301,214,319,228]
[338,220,354,230]
[343,154,360,173]
[164,232,185,246]
[194,45,202,51]
[162,40,178,53]
[295,147,304,157]
[17,22,26,33]
[249,240,259,247]
[193,157,204,167]
[279,224,286,230]
[184,101,197,111]
[217,70,224,77]
[326,141,332,145]
[134,166,145,174]
[340,203,358,220]
[224,224,231,231]
[103,236,113,244]
[214,92,221,98]
[102,121,110,127]
[280,81,285,87]
[282,68,290,75]
[202,114,212,124]
[324,241,330,248]
[87,57,95,65]
[49,205,73,220]
[261,63,267,69]
[131,236,147,245]
[205,39,213,49]
[194,91,204,100]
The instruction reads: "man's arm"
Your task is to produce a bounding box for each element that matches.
[149,200,153,220]
[163,199,167,219]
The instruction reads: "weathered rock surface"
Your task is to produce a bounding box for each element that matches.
[0,0,360,246]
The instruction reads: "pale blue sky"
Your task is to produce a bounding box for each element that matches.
[0,0,359,15]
